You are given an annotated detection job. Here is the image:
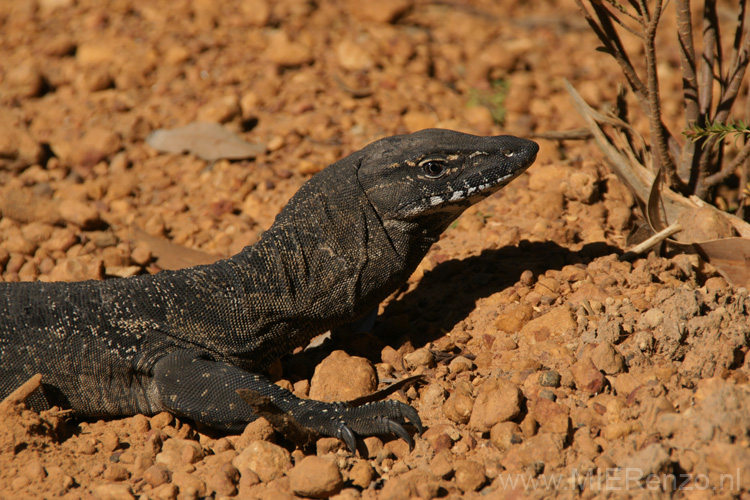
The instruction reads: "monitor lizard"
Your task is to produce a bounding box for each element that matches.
[0,128,538,451]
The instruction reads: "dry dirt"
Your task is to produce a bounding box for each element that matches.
[1,0,750,499]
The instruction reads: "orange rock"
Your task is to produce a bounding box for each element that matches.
[468,379,524,432]
[501,433,565,472]
[348,460,375,488]
[454,460,486,492]
[676,206,736,242]
[92,483,135,500]
[289,456,342,499]
[490,421,523,451]
[378,468,439,500]
[531,398,570,435]
[571,357,605,394]
[345,0,412,23]
[443,384,474,425]
[47,256,104,282]
[231,441,291,483]
[494,303,534,333]
[197,95,241,124]
[142,464,169,488]
[265,32,313,67]
[240,0,271,26]
[519,305,576,344]
[429,451,453,478]
[5,63,45,99]
[590,342,626,375]
[336,39,374,71]
[309,350,377,402]
[0,107,44,171]
[402,111,437,133]
[171,471,207,497]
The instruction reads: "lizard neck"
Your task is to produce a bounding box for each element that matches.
[222,157,434,366]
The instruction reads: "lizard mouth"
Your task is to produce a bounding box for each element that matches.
[397,161,531,218]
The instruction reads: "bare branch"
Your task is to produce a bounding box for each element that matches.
[676,0,699,124]
[607,11,646,38]
[726,0,748,78]
[575,0,651,113]
[531,129,593,141]
[698,3,750,184]
[642,0,678,183]
[712,2,724,83]
[699,0,718,116]
[696,1,722,182]
[637,0,650,22]
[576,0,750,204]
[604,0,644,26]
[714,20,750,124]
[626,0,643,15]
[621,222,683,259]
[676,0,700,183]
[740,82,750,218]
[702,139,750,191]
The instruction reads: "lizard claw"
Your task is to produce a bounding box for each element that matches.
[335,423,358,453]
[396,401,423,434]
[384,418,414,450]
[342,400,422,450]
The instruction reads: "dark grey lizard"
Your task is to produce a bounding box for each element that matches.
[0,129,538,450]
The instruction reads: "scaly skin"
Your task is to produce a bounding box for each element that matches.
[0,129,538,450]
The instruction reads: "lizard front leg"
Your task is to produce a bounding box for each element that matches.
[152,350,421,451]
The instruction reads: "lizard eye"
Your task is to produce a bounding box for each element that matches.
[420,159,448,179]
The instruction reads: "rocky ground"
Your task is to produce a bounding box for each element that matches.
[2,0,750,498]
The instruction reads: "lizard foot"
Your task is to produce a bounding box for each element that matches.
[327,400,423,453]
[238,389,423,453]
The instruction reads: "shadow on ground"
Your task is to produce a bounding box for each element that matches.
[287,240,620,374]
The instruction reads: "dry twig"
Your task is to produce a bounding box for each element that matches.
[573,0,750,208]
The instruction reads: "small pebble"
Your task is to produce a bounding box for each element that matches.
[443,385,474,425]
[99,430,120,452]
[468,379,523,432]
[490,421,524,450]
[348,460,375,488]
[403,348,435,369]
[538,370,561,387]
[454,460,486,492]
[150,412,174,430]
[143,464,170,487]
[429,451,453,478]
[23,461,47,482]
[231,440,292,483]
[102,463,129,482]
[289,456,343,498]
[448,355,474,373]
[171,471,206,497]
[92,483,135,500]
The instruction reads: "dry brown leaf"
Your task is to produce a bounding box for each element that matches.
[146,122,265,161]
[693,238,750,288]
[131,226,222,271]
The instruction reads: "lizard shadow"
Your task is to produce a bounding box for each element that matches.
[284,239,620,374]
[375,239,620,349]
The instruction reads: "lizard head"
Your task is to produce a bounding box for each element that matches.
[357,128,538,232]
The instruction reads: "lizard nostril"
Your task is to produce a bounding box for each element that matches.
[501,149,514,157]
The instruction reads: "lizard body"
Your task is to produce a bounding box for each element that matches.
[0,129,538,448]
